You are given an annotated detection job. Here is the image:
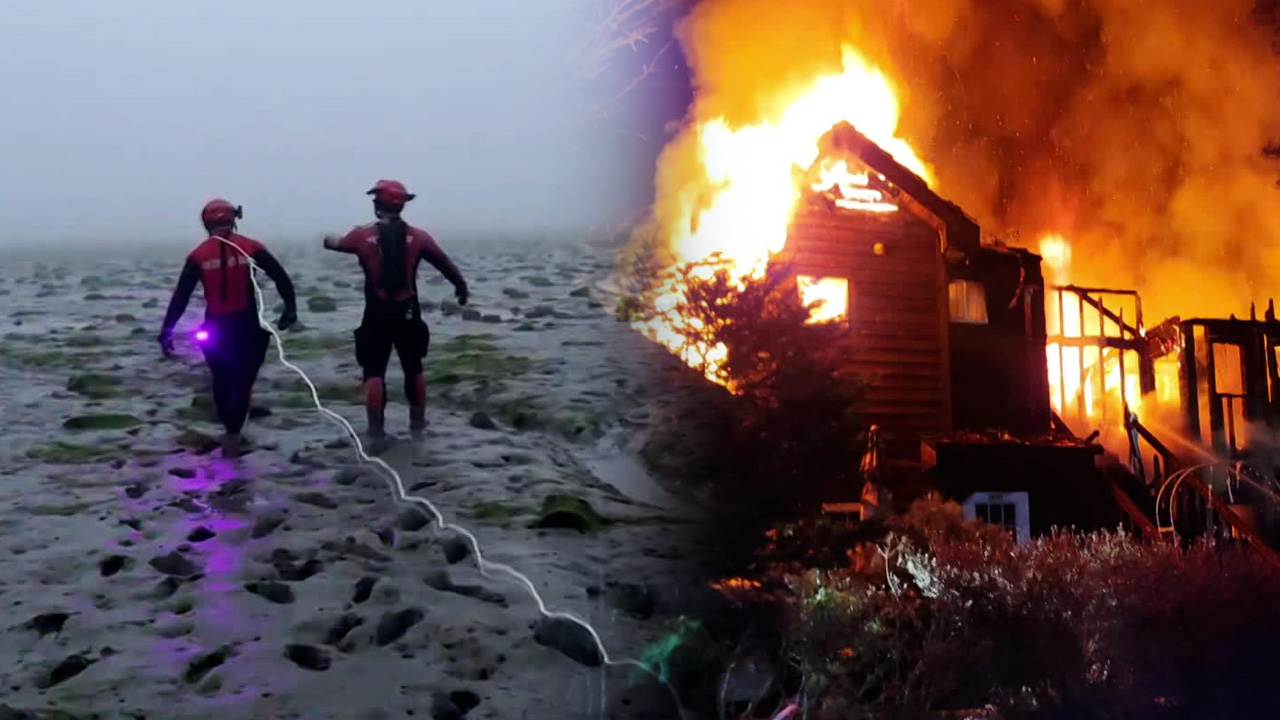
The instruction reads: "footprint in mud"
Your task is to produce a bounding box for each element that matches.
[423,570,507,607]
[352,577,377,604]
[187,526,216,542]
[251,512,286,539]
[36,654,97,689]
[294,491,339,510]
[274,557,324,582]
[374,608,424,646]
[244,581,295,604]
[285,644,331,671]
[184,645,232,684]
[99,554,132,577]
[23,612,71,637]
[149,550,201,578]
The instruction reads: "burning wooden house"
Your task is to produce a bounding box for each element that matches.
[769,122,1123,539]
[770,122,1280,558]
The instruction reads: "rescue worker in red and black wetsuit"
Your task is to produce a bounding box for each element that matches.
[158,199,299,457]
[323,180,468,440]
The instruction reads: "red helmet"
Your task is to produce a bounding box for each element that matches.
[367,179,415,206]
[201,198,242,229]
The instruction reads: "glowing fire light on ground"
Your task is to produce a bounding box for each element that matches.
[632,46,930,386]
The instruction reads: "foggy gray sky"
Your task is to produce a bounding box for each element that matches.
[0,0,639,245]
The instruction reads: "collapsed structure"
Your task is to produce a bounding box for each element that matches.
[766,122,1280,557]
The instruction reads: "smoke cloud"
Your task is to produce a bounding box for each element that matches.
[662,0,1280,321]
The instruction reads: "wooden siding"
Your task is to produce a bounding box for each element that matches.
[776,203,952,459]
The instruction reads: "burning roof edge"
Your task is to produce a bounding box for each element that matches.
[821,122,982,254]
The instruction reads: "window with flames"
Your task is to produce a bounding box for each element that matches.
[797,275,850,325]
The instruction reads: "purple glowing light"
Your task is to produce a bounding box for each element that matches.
[195,329,210,343]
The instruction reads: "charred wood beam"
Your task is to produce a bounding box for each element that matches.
[822,122,981,253]
[1045,336,1147,351]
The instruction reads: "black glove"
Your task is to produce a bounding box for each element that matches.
[157,331,175,358]
[455,284,469,306]
[277,307,298,331]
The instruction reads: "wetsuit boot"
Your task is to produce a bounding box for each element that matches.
[408,372,427,438]
[222,432,243,459]
[366,405,386,440]
[364,378,388,440]
[409,405,427,437]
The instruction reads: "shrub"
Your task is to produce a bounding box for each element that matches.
[631,257,868,520]
[785,497,1280,720]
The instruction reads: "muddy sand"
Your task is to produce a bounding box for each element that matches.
[0,238,722,720]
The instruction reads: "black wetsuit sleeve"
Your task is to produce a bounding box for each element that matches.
[252,248,297,313]
[421,240,467,292]
[159,258,200,339]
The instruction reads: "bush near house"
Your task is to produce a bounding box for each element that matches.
[635,258,868,522]
[779,497,1280,720]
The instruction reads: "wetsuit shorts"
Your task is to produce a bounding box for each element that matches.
[200,311,270,368]
[354,300,429,381]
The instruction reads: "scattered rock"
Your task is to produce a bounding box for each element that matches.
[501,287,530,299]
[285,644,331,671]
[525,305,556,319]
[307,295,338,313]
[294,491,339,510]
[124,482,148,499]
[397,508,430,532]
[62,413,142,431]
[334,468,364,486]
[251,512,286,539]
[374,608,424,646]
[530,494,609,534]
[187,526,216,543]
[275,558,324,582]
[461,309,482,322]
[149,551,200,578]
[99,554,131,577]
[430,693,463,720]
[352,577,377,604]
[184,646,231,684]
[481,314,502,323]
[441,535,470,565]
[467,412,497,430]
[525,276,554,287]
[375,527,395,548]
[321,538,392,564]
[569,286,591,298]
[168,467,197,479]
[424,571,507,607]
[151,577,185,600]
[450,690,482,715]
[244,581,295,604]
[23,612,70,637]
[66,373,121,399]
[533,617,603,667]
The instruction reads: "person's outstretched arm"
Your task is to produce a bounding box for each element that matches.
[251,247,298,328]
[157,257,200,352]
[419,233,468,303]
[323,229,359,253]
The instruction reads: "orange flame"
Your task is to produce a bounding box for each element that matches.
[632,46,930,385]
